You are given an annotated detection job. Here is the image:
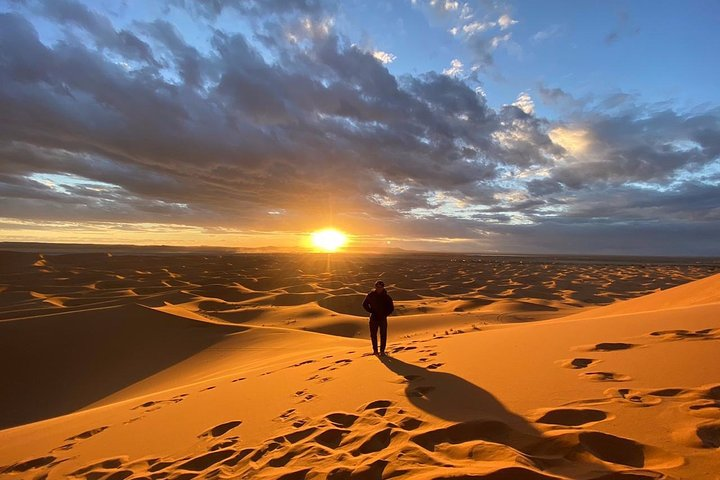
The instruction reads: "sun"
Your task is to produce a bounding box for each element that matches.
[310,228,348,252]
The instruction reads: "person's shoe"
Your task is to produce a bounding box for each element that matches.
[379,351,386,357]
[373,351,379,356]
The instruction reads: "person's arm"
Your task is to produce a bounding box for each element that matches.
[387,296,394,315]
[362,293,372,313]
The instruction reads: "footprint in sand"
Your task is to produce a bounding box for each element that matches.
[696,421,720,448]
[388,345,418,354]
[279,408,295,418]
[50,443,74,452]
[581,371,631,382]
[318,359,352,372]
[231,376,246,383]
[313,428,351,449]
[175,449,236,472]
[65,426,110,441]
[396,416,424,431]
[52,425,110,452]
[592,342,637,352]
[535,408,609,427]
[198,420,242,439]
[69,458,126,478]
[560,358,599,369]
[650,328,719,341]
[605,388,662,406]
[361,400,394,416]
[648,387,688,398]
[1,456,57,474]
[274,426,318,445]
[684,385,720,415]
[276,409,301,424]
[325,412,359,428]
[210,436,241,451]
[292,359,315,368]
[426,363,444,370]
[132,393,188,412]
[352,427,398,455]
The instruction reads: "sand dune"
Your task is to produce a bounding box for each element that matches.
[0,252,718,479]
[0,303,244,429]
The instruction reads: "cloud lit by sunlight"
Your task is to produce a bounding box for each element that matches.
[548,127,591,156]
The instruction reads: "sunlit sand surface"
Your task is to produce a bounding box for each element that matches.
[1,251,719,479]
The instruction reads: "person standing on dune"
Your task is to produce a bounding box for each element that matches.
[362,280,394,356]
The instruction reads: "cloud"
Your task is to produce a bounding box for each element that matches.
[547,127,590,156]
[547,106,720,188]
[428,0,459,12]
[537,83,574,104]
[461,21,494,35]
[0,7,534,230]
[411,1,518,68]
[442,58,463,76]
[168,0,328,19]
[371,50,396,64]
[512,92,534,115]
[0,2,718,255]
[532,24,561,42]
[497,14,518,30]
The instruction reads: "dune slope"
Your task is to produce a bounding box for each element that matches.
[0,304,245,429]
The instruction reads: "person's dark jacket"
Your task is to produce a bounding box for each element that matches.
[362,290,394,321]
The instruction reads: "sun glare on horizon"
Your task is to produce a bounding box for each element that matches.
[310,228,348,252]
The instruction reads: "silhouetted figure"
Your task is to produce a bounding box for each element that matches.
[362,280,394,356]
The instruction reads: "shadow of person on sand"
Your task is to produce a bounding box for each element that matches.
[378,355,538,436]
[376,356,661,479]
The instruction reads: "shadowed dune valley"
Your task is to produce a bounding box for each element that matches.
[1,250,719,479]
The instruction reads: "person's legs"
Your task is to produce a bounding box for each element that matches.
[379,318,388,355]
[369,320,379,354]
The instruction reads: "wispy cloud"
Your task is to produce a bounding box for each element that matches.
[412,1,519,68]
[371,50,396,64]
[442,58,464,76]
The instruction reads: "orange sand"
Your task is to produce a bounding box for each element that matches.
[0,252,718,479]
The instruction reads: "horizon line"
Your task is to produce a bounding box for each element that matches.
[1,241,719,260]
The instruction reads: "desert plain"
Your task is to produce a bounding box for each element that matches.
[1,249,719,479]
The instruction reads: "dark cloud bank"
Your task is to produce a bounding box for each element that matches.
[0,0,719,255]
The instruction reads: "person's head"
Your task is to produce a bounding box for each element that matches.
[374,280,385,292]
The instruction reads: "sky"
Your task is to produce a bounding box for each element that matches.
[0,0,719,255]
